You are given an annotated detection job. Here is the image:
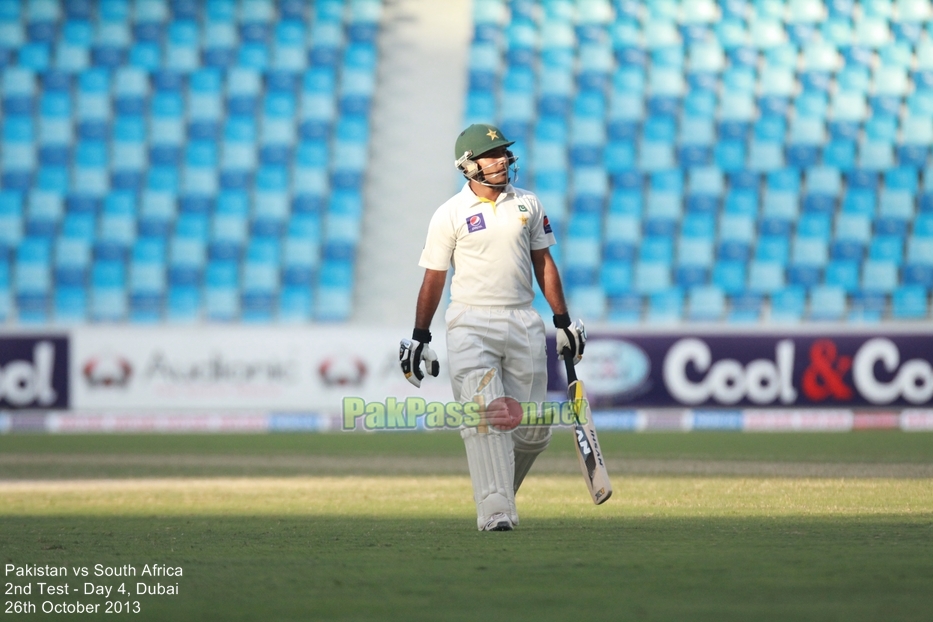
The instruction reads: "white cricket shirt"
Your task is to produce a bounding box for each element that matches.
[419,183,557,307]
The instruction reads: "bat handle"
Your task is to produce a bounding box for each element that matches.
[561,347,577,383]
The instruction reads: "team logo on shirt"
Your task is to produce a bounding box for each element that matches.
[543,215,552,234]
[466,213,487,233]
[518,205,528,212]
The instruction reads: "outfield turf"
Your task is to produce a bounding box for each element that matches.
[1,431,932,621]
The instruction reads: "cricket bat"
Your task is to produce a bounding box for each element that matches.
[562,349,612,505]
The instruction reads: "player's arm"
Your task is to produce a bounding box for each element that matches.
[531,247,586,364]
[415,268,447,332]
[531,247,567,316]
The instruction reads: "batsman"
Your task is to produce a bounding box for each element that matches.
[400,124,586,531]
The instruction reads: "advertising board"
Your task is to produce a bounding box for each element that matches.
[549,332,933,409]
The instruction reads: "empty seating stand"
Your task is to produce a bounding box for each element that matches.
[0,0,382,323]
[467,0,933,323]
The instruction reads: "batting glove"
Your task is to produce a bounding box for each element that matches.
[399,328,440,388]
[554,314,586,365]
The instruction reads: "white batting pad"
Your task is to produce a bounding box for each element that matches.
[460,367,505,410]
[460,425,518,530]
[512,422,552,493]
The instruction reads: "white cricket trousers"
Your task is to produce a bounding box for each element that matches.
[444,302,548,403]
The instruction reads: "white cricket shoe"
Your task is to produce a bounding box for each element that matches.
[481,512,514,532]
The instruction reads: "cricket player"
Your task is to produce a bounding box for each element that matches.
[399,124,586,531]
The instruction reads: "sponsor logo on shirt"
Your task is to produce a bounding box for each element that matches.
[543,215,552,234]
[466,213,487,233]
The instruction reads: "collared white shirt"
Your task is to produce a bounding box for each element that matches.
[419,183,556,307]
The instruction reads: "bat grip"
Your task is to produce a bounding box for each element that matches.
[561,347,577,384]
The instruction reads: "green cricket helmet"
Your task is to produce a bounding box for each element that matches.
[454,124,518,187]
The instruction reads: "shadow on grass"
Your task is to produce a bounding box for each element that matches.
[2,514,931,622]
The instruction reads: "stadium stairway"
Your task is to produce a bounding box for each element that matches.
[352,0,471,326]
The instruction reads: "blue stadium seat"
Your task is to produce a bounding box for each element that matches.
[758,64,795,98]
[791,234,829,265]
[605,292,641,323]
[687,284,725,320]
[569,285,607,320]
[241,253,279,323]
[770,286,806,322]
[51,232,88,321]
[891,284,928,318]
[677,229,714,266]
[714,139,746,172]
[809,285,847,320]
[848,290,885,321]
[748,260,786,293]
[279,276,313,321]
[14,236,52,305]
[55,18,92,71]
[899,116,932,168]
[824,258,861,292]
[906,232,933,266]
[868,235,904,264]
[859,139,895,170]
[755,233,790,264]
[749,19,786,48]
[822,139,856,171]
[129,250,165,323]
[711,259,745,294]
[856,16,891,47]
[796,206,830,233]
[600,258,633,296]
[166,273,201,323]
[89,259,127,321]
[805,165,841,199]
[315,259,354,321]
[646,288,683,323]
[634,260,672,294]
[841,188,876,218]
[165,19,199,71]
[787,119,826,169]
[862,259,899,293]
[898,0,932,21]
[715,18,748,49]
[332,115,369,172]
[643,19,680,49]
[725,292,761,322]
[204,260,239,320]
[796,89,829,120]
[272,20,307,71]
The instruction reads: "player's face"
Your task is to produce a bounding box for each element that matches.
[475,147,509,185]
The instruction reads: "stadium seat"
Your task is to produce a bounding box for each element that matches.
[646,288,683,323]
[769,286,806,322]
[809,285,847,320]
[891,285,928,319]
[633,259,672,294]
[687,284,725,321]
[316,259,354,321]
[848,291,886,322]
[862,259,899,293]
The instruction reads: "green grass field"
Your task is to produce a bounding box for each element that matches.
[2,431,932,621]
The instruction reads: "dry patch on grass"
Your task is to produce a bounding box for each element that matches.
[2,476,932,519]
[3,452,933,479]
